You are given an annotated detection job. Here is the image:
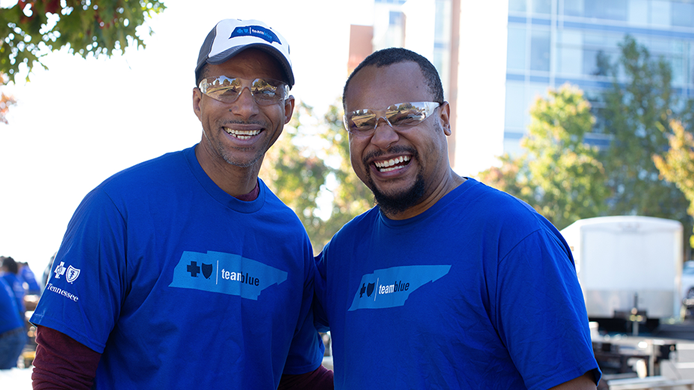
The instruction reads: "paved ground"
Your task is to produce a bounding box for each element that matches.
[0,368,31,390]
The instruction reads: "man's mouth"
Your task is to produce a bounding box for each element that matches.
[374,156,411,172]
[224,127,261,140]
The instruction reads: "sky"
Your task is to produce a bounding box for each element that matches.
[0,0,507,277]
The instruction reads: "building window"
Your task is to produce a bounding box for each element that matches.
[509,0,527,13]
[582,49,612,76]
[530,29,551,72]
[507,25,527,71]
[533,0,552,14]
[563,0,585,17]
[389,11,403,26]
[557,30,583,76]
[585,0,628,21]
[672,1,694,28]
[650,0,672,26]
[505,82,527,129]
[628,0,649,25]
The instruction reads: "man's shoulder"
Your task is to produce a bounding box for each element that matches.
[97,148,192,192]
[455,180,559,241]
[329,207,380,242]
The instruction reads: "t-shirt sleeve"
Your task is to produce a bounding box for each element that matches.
[30,187,127,353]
[313,250,330,332]
[493,229,601,390]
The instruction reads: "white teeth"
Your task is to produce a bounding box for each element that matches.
[374,156,410,171]
[224,128,261,139]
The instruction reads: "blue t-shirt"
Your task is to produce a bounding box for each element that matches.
[31,146,324,389]
[316,179,600,389]
[1,273,25,315]
[0,278,23,334]
[20,266,41,295]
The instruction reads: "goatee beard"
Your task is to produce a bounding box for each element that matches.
[370,173,426,216]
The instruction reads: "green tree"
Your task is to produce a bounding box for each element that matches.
[654,120,694,247]
[476,153,535,206]
[599,35,693,244]
[261,101,373,253]
[478,84,608,229]
[0,73,15,123]
[523,84,608,229]
[260,101,331,251]
[318,102,373,242]
[1,0,166,82]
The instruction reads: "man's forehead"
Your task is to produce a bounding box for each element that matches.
[346,62,429,108]
[208,49,285,79]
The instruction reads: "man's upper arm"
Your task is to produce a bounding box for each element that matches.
[550,372,598,390]
[32,325,101,390]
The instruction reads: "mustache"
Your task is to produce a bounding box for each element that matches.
[221,119,267,126]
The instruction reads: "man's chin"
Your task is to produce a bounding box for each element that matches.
[370,176,425,215]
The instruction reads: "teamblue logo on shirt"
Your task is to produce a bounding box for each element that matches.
[169,251,288,300]
[348,265,451,311]
[230,25,280,44]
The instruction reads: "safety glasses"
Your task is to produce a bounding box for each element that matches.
[198,76,289,105]
[343,101,441,135]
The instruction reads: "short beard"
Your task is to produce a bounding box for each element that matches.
[202,127,264,168]
[369,172,426,216]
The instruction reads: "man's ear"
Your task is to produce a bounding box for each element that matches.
[193,88,203,122]
[439,101,452,136]
[283,95,296,125]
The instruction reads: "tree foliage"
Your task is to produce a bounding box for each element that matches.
[260,101,331,250]
[599,35,693,244]
[523,84,608,229]
[0,73,15,123]
[478,84,608,229]
[261,101,372,253]
[654,120,694,247]
[1,0,166,82]
[317,103,373,239]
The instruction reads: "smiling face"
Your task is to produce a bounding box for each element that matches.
[193,49,294,175]
[344,61,452,219]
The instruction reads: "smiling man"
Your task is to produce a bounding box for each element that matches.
[30,19,331,390]
[314,47,601,389]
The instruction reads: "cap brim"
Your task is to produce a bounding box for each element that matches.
[204,44,295,88]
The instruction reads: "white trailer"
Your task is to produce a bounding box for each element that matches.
[560,216,683,326]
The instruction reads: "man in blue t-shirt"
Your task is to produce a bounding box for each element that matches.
[1,256,25,319]
[0,277,27,369]
[30,19,331,390]
[314,48,601,389]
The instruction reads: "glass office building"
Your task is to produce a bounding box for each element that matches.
[505,0,694,155]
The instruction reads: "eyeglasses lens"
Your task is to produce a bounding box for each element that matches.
[344,102,439,133]
[199,77,287,105]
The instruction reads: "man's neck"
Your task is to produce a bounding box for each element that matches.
[194,144,261,197]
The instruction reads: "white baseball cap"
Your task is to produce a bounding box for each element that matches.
[195,19,294,88]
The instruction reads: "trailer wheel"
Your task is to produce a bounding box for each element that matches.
[688,288,694,301]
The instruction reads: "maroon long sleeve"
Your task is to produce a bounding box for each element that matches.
[31,325,101,390]
[278,364,334,390]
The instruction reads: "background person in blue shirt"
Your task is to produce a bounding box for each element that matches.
[0,276,27,369]
[1,256,25,321]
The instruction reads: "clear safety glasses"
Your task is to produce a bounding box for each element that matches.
[198,76,289,106]
[343,101,441,135]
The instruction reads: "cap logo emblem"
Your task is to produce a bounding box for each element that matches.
[230,25,280,45]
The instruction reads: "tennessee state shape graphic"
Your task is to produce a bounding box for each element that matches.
[169,251,288,300]
[348,265,451,311]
